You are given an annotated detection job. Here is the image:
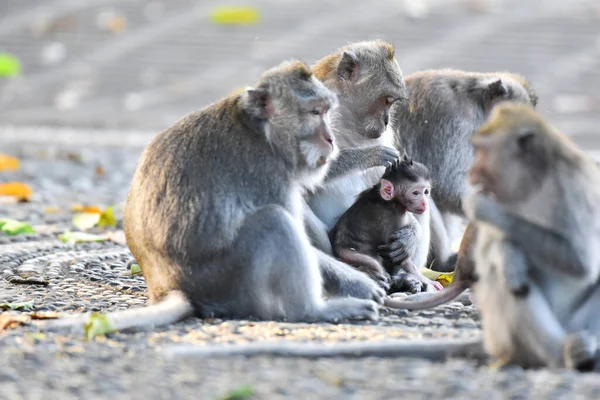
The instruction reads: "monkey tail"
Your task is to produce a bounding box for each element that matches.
[161,337,486,361]
[383,283,467,310]
[33,290,194,336]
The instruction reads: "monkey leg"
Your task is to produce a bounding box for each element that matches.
[316,249,386,304]
[231,205,378,323]
[397,260,443,292]
[337,248,391,290]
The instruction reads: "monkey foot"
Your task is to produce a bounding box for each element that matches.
[563,331,598,372]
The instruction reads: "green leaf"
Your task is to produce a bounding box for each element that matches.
[130,263,142,276]
[0,301,34,311]
[0,53,21,77]
[59,231,107,244]
[210,7,260,25]
[0,219,35,236]
[218,385,254,400]
[97,206,117,228]
[84,313,116,340]
[72,212,101,231]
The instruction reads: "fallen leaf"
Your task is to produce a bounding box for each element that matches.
[0,219,36,235]
[72,212,101,231]
[130,263,142,276]
[95,166,105,176]
[25,332,46,340]
[0,53,22,77]
[210,6,260,25]
[84,313,116,340]
[0,301,34,311]
[29,311,59,320]
[0,182,32,201]
[0,314,30,331]
[0,154,19,171]
[106,230,127,245]
[97,206,117,228]
[421,268,454,288]
[219,385,255,400]
[59,231,108,244]
[71,204,103,214]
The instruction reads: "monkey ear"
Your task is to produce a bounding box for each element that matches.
[380,179,394,201]
[337,51,359,82]
[517,131,536,152]
[487,79,508,98]
[243,87,273,120]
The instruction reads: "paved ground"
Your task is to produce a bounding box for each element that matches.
[1,0,600,399]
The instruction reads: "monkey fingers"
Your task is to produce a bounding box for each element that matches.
[354,266,391,291]
[390,272,424,294]
[374,145,401,167]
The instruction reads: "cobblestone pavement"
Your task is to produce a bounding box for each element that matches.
[1,1,600,399]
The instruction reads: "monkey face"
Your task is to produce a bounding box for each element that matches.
[402,181,430,214]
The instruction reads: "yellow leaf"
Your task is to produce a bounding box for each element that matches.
[72,212,100,231]
[71,204,103,214]
[421,268,455,288]
[0,154,19,171]
[97,206,117,228]
[210,6,260,25]
[84,313,115,340]
[0,182,32,201]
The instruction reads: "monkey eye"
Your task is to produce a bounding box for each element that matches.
[385,96,396,106]
[311,108,321,115]
[424,189,430,195]
[412,190,420,196]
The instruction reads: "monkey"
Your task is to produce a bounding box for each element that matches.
[329,156,443,293]
[34,59,381,337]
[458,103,600,370]
[299,40,414,299]
[382,69,538,273]
[149,103,600,373]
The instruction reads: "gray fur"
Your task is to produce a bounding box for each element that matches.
[388,68,538,271]
[465,103,600,371]
[123,59,380,324]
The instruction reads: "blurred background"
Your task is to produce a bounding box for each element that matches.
[0,0,599,148]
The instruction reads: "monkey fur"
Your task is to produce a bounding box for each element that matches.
[329,156,443,293]
[386,69,538,272]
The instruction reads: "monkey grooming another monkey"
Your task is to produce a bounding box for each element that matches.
[329,156,443,293]
[301,41,418,295]
[35,59,380,336]
[384,69,539,272]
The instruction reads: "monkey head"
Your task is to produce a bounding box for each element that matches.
[312,40,409,143]
[241,59,339,182]
[477,74,538,115]
[469,103,553,205]
[379,156,431,214]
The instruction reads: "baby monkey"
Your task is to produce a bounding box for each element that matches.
[329,156,443,293]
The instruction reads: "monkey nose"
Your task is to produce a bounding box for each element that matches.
[383,114,389,126]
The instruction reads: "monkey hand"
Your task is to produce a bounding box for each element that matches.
[366,145,400,168]
[378,227,418,265]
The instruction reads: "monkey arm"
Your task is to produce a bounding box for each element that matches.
[378,222,422,266]
[303,200,334,254]
[324,146,399,182]
[473,194,587,277]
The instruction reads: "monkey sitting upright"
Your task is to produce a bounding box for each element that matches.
[329,156,443,293]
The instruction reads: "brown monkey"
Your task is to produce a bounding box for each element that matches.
[329,156,443,293]
[384,69,538,272]
[35,59,379,335]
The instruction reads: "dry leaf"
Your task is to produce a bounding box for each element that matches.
[0,314,31,331]
[0,154,19,171]
[0,182,32,201]
[29,311,59,320]
[71,204,103,214]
